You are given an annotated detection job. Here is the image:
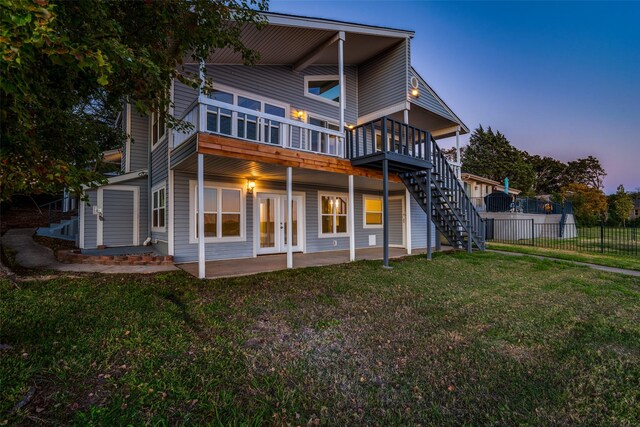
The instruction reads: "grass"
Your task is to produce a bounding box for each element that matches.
[488,242,640,272]
[1,252,639,425]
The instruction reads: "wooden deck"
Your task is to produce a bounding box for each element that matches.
[178,247,428,279]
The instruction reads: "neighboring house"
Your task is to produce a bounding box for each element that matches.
[77,12,485,278]
[461,173,521,211]
[631,197,640,220]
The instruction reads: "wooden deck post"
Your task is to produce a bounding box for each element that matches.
[197,153,205,279]
[286,166,293,269]
[348,174,355,261]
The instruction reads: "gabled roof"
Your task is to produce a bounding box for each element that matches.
[263,12,414,38]
[410,67,469,134]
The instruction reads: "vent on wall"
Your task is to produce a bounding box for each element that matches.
[410,76,419,90]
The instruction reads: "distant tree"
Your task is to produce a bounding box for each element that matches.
[461,126,535,194]
[525,154,568,195]
[0,0,268,202]
[561,182,608,225]
[566,156,607,189]
[610,185,634,227]
[441,146,465,163]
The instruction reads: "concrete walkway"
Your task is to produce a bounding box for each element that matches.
[1,228,177,274]
[488,249,640,277]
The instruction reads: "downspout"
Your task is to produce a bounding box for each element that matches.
[146,110,152,246]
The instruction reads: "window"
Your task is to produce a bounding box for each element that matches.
[304,76,340,105]
[319,193,348,237]
[205,86,287,144]
[151,111,166,147]
[191,182,244,243]
[363,195,383,228]
[309,116,340,155]
[152,185,166,230]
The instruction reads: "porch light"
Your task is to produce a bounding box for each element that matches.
[347,124,354,130]
[296,110,305,119]
[246,180,256,193]
[411,88,419,97]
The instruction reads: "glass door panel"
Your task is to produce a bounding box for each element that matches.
[258,196,277,253]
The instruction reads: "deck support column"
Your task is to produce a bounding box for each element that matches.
[338,31,346,132]
[426,171,433,260]
[383,158,391,269]
[286,167,293,269]
[197,153,205,279]
[348,175,355,261]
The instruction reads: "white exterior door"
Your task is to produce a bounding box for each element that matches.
[257,193,303,254]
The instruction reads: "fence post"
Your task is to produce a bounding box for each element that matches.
[531,219,535,247]
[600,220,605,254]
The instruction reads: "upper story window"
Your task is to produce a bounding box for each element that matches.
[206,86,288,144]
[304,76,340,105]
[152,184,166,231]
[151,111,166,147]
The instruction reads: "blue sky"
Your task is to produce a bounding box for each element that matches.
[270,1,639,193]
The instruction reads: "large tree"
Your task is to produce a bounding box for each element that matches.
[0,0,268,201]
[561,182,608,225]
[525,154,568,195]
[565,156,607,190]
[461,126,535,194]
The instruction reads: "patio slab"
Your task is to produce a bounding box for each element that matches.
[178,247,429,279]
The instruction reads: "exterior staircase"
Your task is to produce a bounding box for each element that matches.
[36,215,79,242]
[348,116,485,251]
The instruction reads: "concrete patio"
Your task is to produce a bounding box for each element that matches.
[178,247,429,279]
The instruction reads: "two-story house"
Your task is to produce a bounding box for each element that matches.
[78,12,485,278]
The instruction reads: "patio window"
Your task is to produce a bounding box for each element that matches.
[191,181,245,243]
[152,185,166,231]
[319,193,348,237]
[304,76,340,105]
[363,195,383,228]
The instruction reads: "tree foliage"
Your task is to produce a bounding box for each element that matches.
[0,0,268,201]
[609,185,634,226]
[566,156,607,190]
[561,182,608,225]
[461,126,535,194]
[525,154,567,195]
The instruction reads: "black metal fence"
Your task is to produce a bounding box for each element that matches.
[485,219,639,256]
[470,196,572,215]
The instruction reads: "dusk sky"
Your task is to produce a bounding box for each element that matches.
[270,1,639,193]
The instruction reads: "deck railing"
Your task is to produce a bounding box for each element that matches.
[347,116,432,162]
[172,97,346,157]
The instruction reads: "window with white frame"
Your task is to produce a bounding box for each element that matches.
[152,185,166,230]
[191,182,244,242]
[319,193,348,236]
[151,111,166,147]
[304,76,340,105]
[363,195,383,228]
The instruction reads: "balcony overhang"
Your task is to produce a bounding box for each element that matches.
[194,14,411,68]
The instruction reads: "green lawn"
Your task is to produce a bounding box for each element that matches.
[488,242,640,272]
[1,252,639,425]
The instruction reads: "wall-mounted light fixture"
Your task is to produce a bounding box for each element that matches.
[347,124,354,130]
[246,179,256,194]
[296,110,305,119]
[411,88,420,97]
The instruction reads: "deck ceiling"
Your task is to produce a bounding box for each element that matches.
[201,23,406,66]
[173,153,406,192]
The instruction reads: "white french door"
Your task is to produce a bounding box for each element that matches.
[257,193,303,254]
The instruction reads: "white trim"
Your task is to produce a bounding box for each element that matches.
[264,13,414,39]
[197,153,205,278]
[286,167,293,269]
[389,195,406,249]
[348,175,355,261]
[362,194,384,229]
[405,189,412,254]
[79,196,85,249]
[168,170,174,255]
[96,185,140,247]
[125,103,131,173]
[253,189,306,256]
[357,101,409,125]
[188,180,247,244]
[304,75,341,106]
[151,182,167,232]
[317,191,350,238]
[211,82,291,116]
